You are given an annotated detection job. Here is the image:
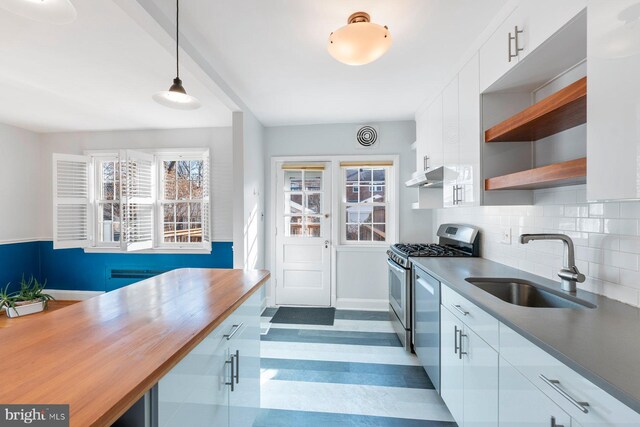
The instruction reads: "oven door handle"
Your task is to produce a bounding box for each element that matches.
[387,259,407,276]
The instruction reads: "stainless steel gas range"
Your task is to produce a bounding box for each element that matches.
[387,224,480,352]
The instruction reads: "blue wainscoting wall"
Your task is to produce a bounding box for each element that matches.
[0,241,233,292]
[0,242,41,292]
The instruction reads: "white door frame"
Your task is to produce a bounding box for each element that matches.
[268,155,400,308]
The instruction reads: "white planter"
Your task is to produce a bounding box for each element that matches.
[4,300,45,318]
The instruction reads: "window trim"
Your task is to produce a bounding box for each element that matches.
[82,149,211,254]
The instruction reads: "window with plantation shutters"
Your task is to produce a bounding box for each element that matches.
[120,150,154,252]
[53,154,92,249]
[52,148,211,253]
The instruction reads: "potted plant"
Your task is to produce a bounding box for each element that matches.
[0,276,55,318]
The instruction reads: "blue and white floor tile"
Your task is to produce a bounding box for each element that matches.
[255,308,457,427]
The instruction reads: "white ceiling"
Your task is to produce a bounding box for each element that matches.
[151,0,508,126]
[0,0,232,133]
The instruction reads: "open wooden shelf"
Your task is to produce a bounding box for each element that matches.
[485,158,586,191]
[485,77,587,142]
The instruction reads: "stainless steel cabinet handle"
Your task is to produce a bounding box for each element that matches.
[550,416,564,427]
[508,31,514,62]
[224,323,244,340]
[514,25,524,57]
[225,354,235,392]
[539,374,589,414]
[452,304,469,316]
[452,186,457,205]
[234,349,240,384]
[458,330,467,360]
[454,325,458,354]
[456,185,463,204]
[424,155,430,171]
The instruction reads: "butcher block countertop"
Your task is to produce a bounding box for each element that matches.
[0,268,270,427]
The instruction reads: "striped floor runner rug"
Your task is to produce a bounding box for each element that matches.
[254,308,457,427]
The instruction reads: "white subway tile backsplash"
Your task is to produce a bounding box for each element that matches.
[589,263,620,283]
[434,185,640,307]
[577,218,603,233]
[619,237,640,254]
[604,218,638,235]
[620,202,640,218]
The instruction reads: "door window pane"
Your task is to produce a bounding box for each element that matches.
[283,168,324,238]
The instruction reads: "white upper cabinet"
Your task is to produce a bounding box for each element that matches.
[480,0,586,92]
[443,76,460,208]
[587,0,640,201]
[480,6,525,92]
[415,107,429,172]
[457,54,481,208]
[519,0,586,57]
[426,94,444,172]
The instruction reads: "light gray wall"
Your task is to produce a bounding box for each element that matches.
[39,127,233,242]
[264,120,432,309]
[232,110,266,270]
[0,123,42,243]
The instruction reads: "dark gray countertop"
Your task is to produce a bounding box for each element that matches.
[410,256,640,413]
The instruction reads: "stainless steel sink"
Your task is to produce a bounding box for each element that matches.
[465,277,596,309]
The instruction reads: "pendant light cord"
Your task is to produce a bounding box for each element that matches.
[176,0,180,79]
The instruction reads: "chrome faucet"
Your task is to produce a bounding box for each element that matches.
[519,233,585,292]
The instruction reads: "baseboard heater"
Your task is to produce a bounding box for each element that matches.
[109,269,169,280]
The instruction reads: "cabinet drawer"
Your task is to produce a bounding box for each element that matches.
[441,284,499,349]
[500,325,640,426]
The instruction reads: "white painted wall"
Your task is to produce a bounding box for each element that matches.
[0,123,43,243]
[38,127,233,242]
[232,110,266,270]
[264,121,430,310]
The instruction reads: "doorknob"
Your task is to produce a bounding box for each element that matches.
[324,213,330,218]
[324,240,329,248]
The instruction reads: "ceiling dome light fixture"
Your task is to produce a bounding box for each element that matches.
[0,0,77,25]
[153,0,201,110]
[328,11,392,66]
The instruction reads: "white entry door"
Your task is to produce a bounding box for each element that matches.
[275,163,332,306]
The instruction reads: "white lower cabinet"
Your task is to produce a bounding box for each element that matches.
[158,290,261,427]
[441,306,465,423]
[439,284,640,426]
[499,356,571,427]
[440,305,498,427]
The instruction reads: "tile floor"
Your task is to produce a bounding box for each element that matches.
[254,308,457,426]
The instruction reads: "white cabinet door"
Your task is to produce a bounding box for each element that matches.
[479,6,525,92]
[463,328,498,427]
[587,0,640,201]
[519,0,586,57]
[499,357,571,427]
[416,108,429,172]
[443,76,460,208]
[440,306,464,425]
[158,318,231,427]
[426,94,444,171]
[457,53,481,207]
[228,292,261,427]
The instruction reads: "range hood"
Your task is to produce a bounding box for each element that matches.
[405,167,444,188]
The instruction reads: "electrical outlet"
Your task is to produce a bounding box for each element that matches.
[501,227,512,245]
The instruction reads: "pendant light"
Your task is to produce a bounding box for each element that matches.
[328,12,392,66]
[0,0,77,25]
[153,0,201,110]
